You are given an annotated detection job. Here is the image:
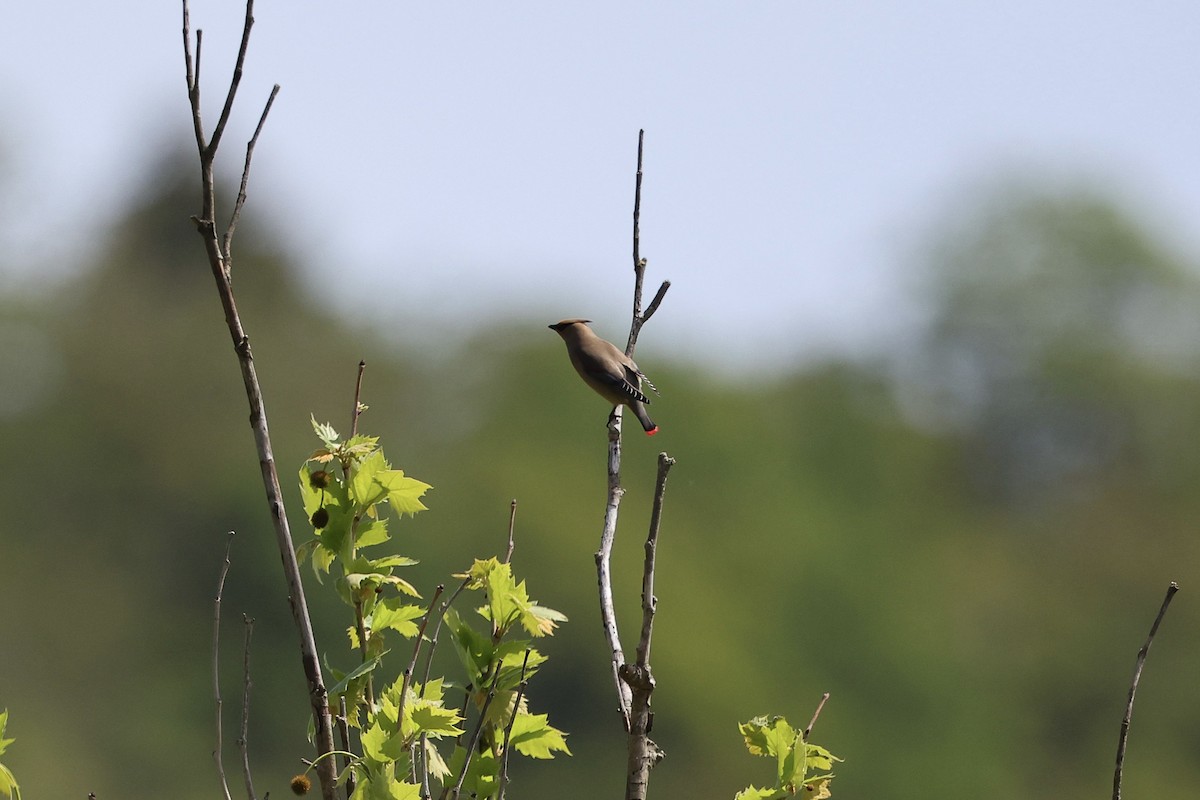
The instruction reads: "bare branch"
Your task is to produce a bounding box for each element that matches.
[504,499,518,564]
[624,129,671,355]
[448,667,504,800]
[239,614,258,800]
[350,360,367,437]
[213,532,236,800]
[209,0,256,157]
[497,650,533,800]
[181,3,337,797]
[634,454,674,669]
[596,129,675,731]
[396,584,446,731]
[803,693,830,741]
[223,84,280,262]
[622,454,675,800]
[595,479,632,725]
[181,2,206,152]
[1113,581,1179,800]
[641,280,671,325]
[336,696,355,798]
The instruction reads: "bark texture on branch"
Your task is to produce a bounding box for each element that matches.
[181,3,337,797]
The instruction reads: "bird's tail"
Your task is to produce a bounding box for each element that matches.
[632,402,658,436]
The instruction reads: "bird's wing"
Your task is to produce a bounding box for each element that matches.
[591,365,650,404]
[623,361,659,398]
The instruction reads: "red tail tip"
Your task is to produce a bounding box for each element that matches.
[646,426,659,436]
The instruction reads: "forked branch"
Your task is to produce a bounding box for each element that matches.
[181,2,337,798]
[593,130,676,800]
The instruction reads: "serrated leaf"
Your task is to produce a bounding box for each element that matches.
[311,415,341,447]
[351,450,390,507]
[370,554,419,569]
[422,738,452,781]
[508,712,571,759]
[739,715,795,759]
[361,719,408,763]
[356,518,390,549]
[371,600,425,638]
[376,470,432,516]
[409,705,464,738]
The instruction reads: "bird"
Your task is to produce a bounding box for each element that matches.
[548,319,660,435]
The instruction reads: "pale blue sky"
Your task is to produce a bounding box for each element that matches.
[3,2,1199,369]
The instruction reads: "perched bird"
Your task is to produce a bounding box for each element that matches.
[549,319,660,435]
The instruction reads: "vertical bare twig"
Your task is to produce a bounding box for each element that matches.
[1113,581,1179,800]
[623,454,674,800]
[350,360,367,437]
[447,667,504,800]
[213,532,236,800]
[396,585,446,729]
[239,614,258,800]
[336,696,355,798]
[504,499,518,563]
[591,131,676,800]
[497,649,533,800]
[182,3,338,797]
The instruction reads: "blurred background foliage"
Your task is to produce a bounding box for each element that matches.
[1,154,1198,800]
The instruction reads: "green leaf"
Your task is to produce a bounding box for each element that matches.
[422,738,452,781]
[356,518,390,549]
[508,712,571,759]
[351,761,420,800]
[370,554,419,569]
[0,762,18,800]
[370,599,426,638]
[0,709,13,755]
[375,469,432,516]
[350,450,390,508]
[361,719,408,763]
[734,787,781,800]
[327,652,388,697]
[311,415,341,447]
[409,705,464,738]
[445,745,500,799]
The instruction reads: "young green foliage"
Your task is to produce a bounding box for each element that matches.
[295,421,569,798]
[734,715,841,800]
[0,710,20,800]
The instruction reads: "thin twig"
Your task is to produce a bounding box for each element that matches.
[239,614,258,800]
[350,360,367,437]
[181,2,337,797]
[596,129,673,732]
[624,130,671,355]
[497,650,532,800]
[449,667,504,800]
[1113,582,1179,800]
[634,454,674,669]
[626,129,647,355]
[337,696,355,797]
[504,500,518,564]
[803,693,830,740]
[596,479,632,725]
[223,84,280,261]
[623,454,675,800]
[213,532,236,800]
[208,0,256,157]
[396,585,446,731]
[641,280,671,325]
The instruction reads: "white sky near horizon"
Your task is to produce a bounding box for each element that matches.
[3,2,1200,371]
